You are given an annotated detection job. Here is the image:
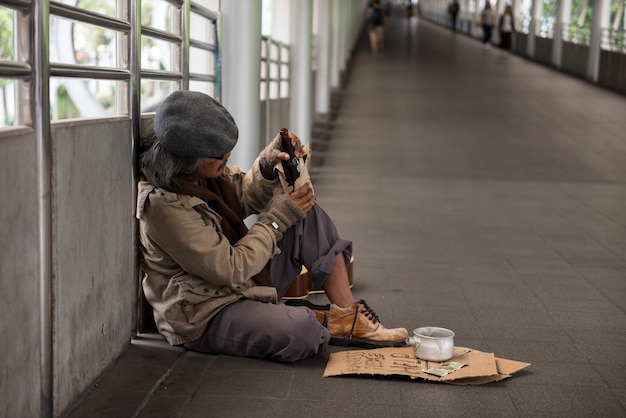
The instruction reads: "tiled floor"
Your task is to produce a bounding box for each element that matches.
[66,9,626,418]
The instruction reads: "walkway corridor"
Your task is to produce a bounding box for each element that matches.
[67,9,626,418]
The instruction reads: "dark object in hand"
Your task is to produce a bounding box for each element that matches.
[279,128,300,189]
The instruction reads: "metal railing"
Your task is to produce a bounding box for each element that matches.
[564,24,592,46]
[527,22,626,54]
[0,0,221,124]
[602,27,626,53]
[260,35,290,100]
[260,35,290,140]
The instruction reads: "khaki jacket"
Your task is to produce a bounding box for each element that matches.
[136,161,281,346]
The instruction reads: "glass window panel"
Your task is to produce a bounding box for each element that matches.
[189,46,215,76]
[281,64,289,80]
[190,14,216,45]
[142,0,177,33]
[189,81,215,98]
[196,0,220,10]
[0,79,16,127]
[0,6,15,61]
[281,47,289,63]
[50,77,123,120]
[50,16,121,68]
[74,0,117,17]
[140,79,178,112]
[270,62,278,79]
[269,82,279,100]
[141,36,175,71]
[280,81,289,98]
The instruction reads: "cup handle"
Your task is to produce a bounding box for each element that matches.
[406,335,421,347]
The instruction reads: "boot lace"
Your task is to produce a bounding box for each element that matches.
[358,299,380,324]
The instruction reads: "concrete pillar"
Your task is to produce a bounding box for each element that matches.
[352,0,362,48]
[472,0,481,35]
[527,0,542,57]
[599,0,612,48]
[331,0,341,88]
[273,0,291,44]
[512,0,521,23]
[315,0,332,116]
[496,0,505,15]
[290,0,313,140]
[493,0,505,43]
[463,0,472,32]
[221,0,262,170]
[587,0,610,82]
[338,0,347,74]
[272,0,290,104]
[552,0,572,67]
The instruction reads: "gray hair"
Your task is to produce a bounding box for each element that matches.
[139,130,203,189]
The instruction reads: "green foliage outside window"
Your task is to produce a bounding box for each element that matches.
[0,7,14,125]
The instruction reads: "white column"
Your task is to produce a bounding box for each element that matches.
[461,0,470,32]
[331,0,341,88]
[552,0,572,67]
[527,0,542,57]
[599,0,612,48]
[496,0,505,14]
[338,0,347,75]
[221,0,262,170]
[472,0,481,35]
[352,0,362,50]
[273,0,291,43]
[512,0,521,23]
[290,0,313,140]
[315,0,332,116]
[587,0,610,82]
[495,0,505,39]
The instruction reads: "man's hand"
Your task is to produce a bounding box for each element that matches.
[276,131,304,161]
[290,183,315,214]
[259,131,304,180]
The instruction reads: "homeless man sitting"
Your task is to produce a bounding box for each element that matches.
[137,90,408,362]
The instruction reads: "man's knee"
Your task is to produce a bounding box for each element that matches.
[271,306,329,362]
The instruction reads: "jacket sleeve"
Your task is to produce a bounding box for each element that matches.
[223,165,279,218]
[142,193,279,288]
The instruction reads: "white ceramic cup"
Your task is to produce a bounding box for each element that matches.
[406,326,455,361]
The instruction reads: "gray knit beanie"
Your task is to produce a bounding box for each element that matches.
[154,90,238,158]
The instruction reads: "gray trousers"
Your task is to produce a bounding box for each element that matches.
[184,204,352,362]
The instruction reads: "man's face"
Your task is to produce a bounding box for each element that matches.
[197,151,231,178]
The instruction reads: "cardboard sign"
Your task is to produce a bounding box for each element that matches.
[323,346,530,385]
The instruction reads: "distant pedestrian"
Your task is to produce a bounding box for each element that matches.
[368,0,386,54]
[448,0,460,32]
[498,5,515,51]
[405,0,413,18]
[480,2,496,46]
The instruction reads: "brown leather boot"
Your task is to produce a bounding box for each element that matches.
[286,299,408,348]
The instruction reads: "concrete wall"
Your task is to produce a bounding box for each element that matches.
[0,128,40,416]
[561,42,590,79]
[513,33,528,57]
[0,118,135,416]
[534,37,554,67]
[52,118,134,416]
[598,50,626,94]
